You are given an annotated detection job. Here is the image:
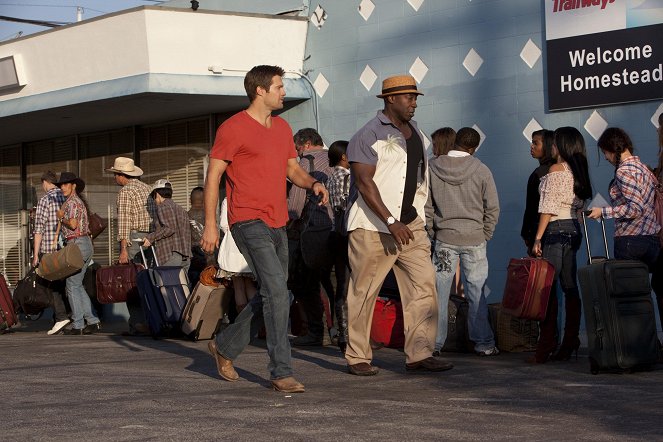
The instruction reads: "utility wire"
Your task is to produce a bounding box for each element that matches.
[0,15,68,27]
[0,3,106,14]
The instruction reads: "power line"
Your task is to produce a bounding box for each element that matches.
[0,3,106,14]
[0,15,69,27]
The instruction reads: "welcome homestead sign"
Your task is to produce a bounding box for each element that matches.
[545,0,663,111]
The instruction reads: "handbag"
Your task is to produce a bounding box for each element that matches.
[36,221,85,281]
[13,268,53,315]
[650,174,663,246]
[95,262,145,304]
[88,212,108,239]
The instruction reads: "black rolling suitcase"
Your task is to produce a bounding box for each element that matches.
[578,212,659,374]
[136,246,191,338]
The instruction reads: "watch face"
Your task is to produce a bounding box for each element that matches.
[387,216,395,225]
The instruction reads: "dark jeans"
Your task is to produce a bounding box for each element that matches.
[292,265,324,339]
[538,219,582,355]
[215,219,293,380]
[614,234,663,325]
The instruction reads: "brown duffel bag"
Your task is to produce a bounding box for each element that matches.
[37,242,84,281]
[96,262,145,304]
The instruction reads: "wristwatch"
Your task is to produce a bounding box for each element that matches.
[386,216,396,227]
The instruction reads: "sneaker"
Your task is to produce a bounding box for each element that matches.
[83,323,101,335]
[47,319,71,335]
[476,346,500,357]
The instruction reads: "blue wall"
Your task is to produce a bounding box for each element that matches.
[171,0,662,301]
[280,0,663,301]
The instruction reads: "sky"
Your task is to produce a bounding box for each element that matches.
[0,0,166,41]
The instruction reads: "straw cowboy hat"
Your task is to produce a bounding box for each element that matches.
[105,157,144,177]
[55,171,85,194]
[376,75,424,98]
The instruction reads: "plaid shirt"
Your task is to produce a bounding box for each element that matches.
[116,179,154,244]
[288,150,333,226]
[328,166,350,212]
[146,198,192,266]
[602,156,660,236]
[34,187,65,253]
[61,194,90,239]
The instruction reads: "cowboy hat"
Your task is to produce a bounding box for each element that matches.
[376,75,424,98]
[55,171,85,194]
[105,157,144,177]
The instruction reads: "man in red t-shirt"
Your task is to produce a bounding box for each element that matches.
[202,65,328,394]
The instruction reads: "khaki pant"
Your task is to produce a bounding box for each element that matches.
[345,217,438,365]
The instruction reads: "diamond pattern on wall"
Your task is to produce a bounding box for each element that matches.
[463,48,483,77]
[584,110,608,141]
[313,72,329,98]
[522,118,543,142]
[310,4,328,29]
[652,103,663,129]
[408,0,425,12]
[520,39,541,69]
[360,65,378,91]
[409,57,429,84]
[473,124,486,150]
[358,0,375,21]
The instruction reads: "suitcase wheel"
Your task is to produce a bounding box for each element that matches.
[589,357,599,375]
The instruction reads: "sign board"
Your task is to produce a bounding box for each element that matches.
[545,0,663,111]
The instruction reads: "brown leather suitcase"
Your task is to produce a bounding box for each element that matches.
[501,257,554,321]
[95,263,145,304]
[181,282,232,340]
[37,243,84,281]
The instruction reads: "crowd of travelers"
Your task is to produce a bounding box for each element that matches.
[21,65,663,394]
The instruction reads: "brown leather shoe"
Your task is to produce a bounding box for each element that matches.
[406,356,454,372]
[207,340,239,382]
[271,376,305,393]
[348,362,379,376]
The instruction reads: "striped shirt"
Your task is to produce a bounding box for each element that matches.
[602,156,660,237]
[34,187,65,253]
[116,179,154,244]
[288,150,333,226]
[61,194,90,240]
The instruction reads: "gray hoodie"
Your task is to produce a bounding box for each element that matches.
[425,153,500,246]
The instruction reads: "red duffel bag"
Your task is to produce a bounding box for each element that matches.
[370,297,405,349]
[501,257,554,321]
[96,262,145,304]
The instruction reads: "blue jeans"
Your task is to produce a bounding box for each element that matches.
[215,219,292,380]
[65,236,99,329]
[614,235,660,271]
[432,240,495,352]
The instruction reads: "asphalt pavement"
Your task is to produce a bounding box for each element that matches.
[2,318,663,441]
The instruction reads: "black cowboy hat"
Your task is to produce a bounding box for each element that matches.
[55,171,85,194]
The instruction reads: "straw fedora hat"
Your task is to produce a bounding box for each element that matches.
[376,75,424,98]
[55,171,85,194]
[105,157,144,177]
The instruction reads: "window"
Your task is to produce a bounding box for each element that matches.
[137,119,209,210]
[0,145,23,286]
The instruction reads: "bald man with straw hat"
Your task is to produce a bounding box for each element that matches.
[344,74,454,376]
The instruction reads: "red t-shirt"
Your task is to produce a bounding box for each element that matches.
[210,111,297,228]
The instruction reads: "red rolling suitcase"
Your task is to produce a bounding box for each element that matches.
[370,297,404,349]
[1,274,18,331]
[501,257,554,321]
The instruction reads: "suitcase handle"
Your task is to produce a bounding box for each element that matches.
[139,245,159,268]
[580,211,610,264]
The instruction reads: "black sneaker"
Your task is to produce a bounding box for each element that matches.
[62,328,84,335]
[83,323,101,335]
